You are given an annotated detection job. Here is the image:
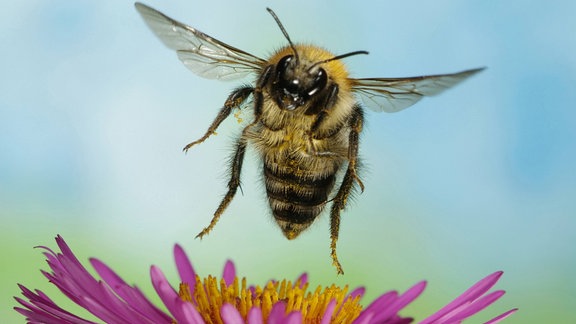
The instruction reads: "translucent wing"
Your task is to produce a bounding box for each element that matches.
[135,2,267,81]
[350,67,485,113]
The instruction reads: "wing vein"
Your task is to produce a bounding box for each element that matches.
[135,2,266,81]
[350,67,485,112]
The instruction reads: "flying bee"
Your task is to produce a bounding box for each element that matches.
[135,2,484,274]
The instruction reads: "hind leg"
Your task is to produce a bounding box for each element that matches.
[329,104,364,274]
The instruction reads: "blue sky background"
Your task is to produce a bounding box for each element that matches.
[1,1,575,322]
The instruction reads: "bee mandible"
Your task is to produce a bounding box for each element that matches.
[135,2,484,274]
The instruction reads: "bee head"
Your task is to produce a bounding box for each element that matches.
[266,8,368,111]
[274,54,328,110]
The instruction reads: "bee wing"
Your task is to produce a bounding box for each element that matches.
[350,67,485,113]
[135,2,267,81]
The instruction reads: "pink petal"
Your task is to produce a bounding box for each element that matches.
[268,302,287,324]
[90,258,169,323]
[354,291,398,323]
[174,244,197,292]
[284,311,303,324]
[17,236,178,323]
[179,300,205,324]
[221,303,244,323]
[420,271,503,324]
[222,260,236,286]
[348,287,365,300]
[295,273,308,288]
[81,281,160,323]
[371,281,426,323]
[448,290,506,322]
[247,306,264,324]
[150,265,181,319]
[352,311,374,324]
[90,258,128,289]
[485,308,518,324]
[78,294,127,323]
[320,300,337,324]
[14,287,96,324]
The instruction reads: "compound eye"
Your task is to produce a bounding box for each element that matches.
[276,55,299,93]
[277,55,294,76]
[307,68,327,96]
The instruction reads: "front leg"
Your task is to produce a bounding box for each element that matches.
[306,84,340,155]
[329,104,364,274]
[310,84,339,136]
[183,86,253,152]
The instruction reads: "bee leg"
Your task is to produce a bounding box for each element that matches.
[196,136,247,239]
[329,104,364,274]
[346,105,365,192]
[310,85,338,134]
[306,84,340,156]
[195,67,272,239]
[183,86,253,152]
[329,168,354,274]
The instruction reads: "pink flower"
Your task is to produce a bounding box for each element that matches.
[14,235,517,323]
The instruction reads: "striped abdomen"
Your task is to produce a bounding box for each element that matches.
[263,151,342,239]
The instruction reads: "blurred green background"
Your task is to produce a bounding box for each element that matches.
[2,0,575,322]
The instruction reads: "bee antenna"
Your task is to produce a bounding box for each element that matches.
[310,50,369,69]
[266,8,299,62]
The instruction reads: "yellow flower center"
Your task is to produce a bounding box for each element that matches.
[178,275,363,323]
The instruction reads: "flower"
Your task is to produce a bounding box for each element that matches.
[14,235,517,323]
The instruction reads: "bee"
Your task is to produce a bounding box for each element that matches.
[135,2,483,274]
